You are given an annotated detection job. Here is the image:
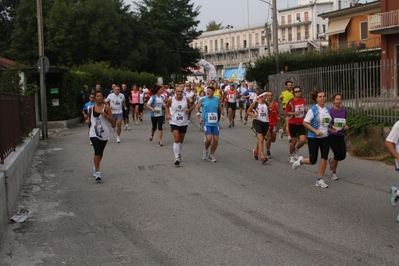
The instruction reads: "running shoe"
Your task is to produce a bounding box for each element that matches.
[95,172,102,181]
[266,151,271,159]
[140,117,143,122]
[328,158,333,171]
[202,150,208,160]
[174,158,180,166]
[158,141,163,147]
[316,179,328,188]
[279,129,284,139]
[293,148,299,160]
[288,155,295,164]
[229,124,232,128]
[390,186,399,207]
[292,156,303,170]
[117,136,121,143]
[208,155,217,163]
[253,148,258,160]
[127,125,130,131]
[136,121,139,125]
[124,125,127,130]
[261,156,268,164]
[243,117,247,125]
[330,172,338,180]
[149,135,153,141]
[232,121,235,127]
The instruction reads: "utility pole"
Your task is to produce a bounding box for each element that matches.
[36,0,48,139]
[265,23,271,57]
[272,0,279,73]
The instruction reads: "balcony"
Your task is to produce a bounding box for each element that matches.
[331,37,381,50]
[279,17,312,29]
[369,10,399,35]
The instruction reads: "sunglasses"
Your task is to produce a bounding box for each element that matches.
[294,90,301,93]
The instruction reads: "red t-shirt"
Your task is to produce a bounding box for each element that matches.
[268,101,278,125]
[285,97,306,125]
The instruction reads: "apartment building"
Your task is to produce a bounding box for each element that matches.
[191,0,357,78]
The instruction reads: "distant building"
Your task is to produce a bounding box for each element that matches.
[191,0,357,78]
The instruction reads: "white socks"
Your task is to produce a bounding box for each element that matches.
[173,142,180,158]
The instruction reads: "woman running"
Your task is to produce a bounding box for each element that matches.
[292,89,332,189]
[138,86,145,122]
[146,85,166,146]
[328,93,349,180]
[130,84,140,125]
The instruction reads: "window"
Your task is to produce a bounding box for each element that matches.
[282,28,286,40]
[304,12,309,22]
[296,13,300,22]
[226,43,229,50]
[360,21,368,40]
[210,41,213,52]
[317,24,320,34]
[237,36,240,48]
[243,40,247,48]
[232,37,235,48]
[249,34,252,46]
[204,46,208,53]
[200,42,203,49]
[281,16,285,25]
[288,27,292,41]
[297,26,301,41]
[322,24,326,33]
[288,15,291,24]
[220,39,223,50]
[305,25,309,39]
[255,33,259,46]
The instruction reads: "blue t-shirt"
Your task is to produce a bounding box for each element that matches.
[201,96,220,127]
[82,101,96,114]
[242,89,256,106]
[304,105,331,138]
[147,95,165,117]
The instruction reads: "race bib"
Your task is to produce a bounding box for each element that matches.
[295,107,305,118]
[173,113,184,122]
[321,114,331,126]
[333,118,346,131]
[154,107,162,117]
[207,112,218,124]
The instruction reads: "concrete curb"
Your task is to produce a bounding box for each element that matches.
[0,128,40,243]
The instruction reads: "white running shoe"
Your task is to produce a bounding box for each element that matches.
[124,125,127,130]
[292,156,303,170]
[288,155,295,164]
[174,157,180,166]
[316,179,328,188]
[95,172,102,181]
[293,148,299,160]
[117,136,121,143]
[329,172,338,180]
[208,155,217,163]
[202,150,208,160]
[92,166,96,177]
[127,125,130,131]
[136,121,139,125]
[390,186,399,207]
[279,129,283,139]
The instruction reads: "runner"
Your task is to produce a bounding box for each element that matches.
[328,93,349,180]
[241,82,257,125]
[120,83,130,130]
[184,85,195,123]
[292,89,332,189]
[86,90,115,181]
[279,81,294,139]
[195,85,225,162]
[146,85,166,147]
[138,86,145,122]
[164,85,193,166]
[105,85,127,143]
[385,120,399,222]
[237,80,247,123]
[284,86,307,163]
[265,91,280,159]
[130,84,140,125]
[248,91,270,164]
[226,83,239,128]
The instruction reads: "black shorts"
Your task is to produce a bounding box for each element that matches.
[238,100,245,108]
[253,119,269,136]
[288,124,306,138]
[227,102,237,111]
[170,124,188,133]
[139,104,144,113]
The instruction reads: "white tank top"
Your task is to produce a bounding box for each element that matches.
[254,102,270,123]
[169,96,189,126]
[89,105,110,140]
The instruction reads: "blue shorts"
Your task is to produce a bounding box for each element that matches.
[112,113,123,121]
[203,125,220,136]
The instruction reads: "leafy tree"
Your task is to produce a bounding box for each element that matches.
[132,0,202,76]
[206,21,223,31]
[0,0,21,55]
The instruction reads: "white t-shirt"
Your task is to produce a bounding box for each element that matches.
[105,93,125,114]
[386,120,399,170]
[304,105,331,138]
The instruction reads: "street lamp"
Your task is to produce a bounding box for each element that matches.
[259,0,279,73]
[226,25,233,67]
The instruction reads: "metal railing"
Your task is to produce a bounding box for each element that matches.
[268,59,399,125]
[369,10,399,31]
[0,93,36,163]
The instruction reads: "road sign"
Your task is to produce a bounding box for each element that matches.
[37,56,50,74]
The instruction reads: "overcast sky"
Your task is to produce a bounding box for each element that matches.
[126,0,368,31]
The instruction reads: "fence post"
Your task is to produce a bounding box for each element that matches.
[354,62,359,112]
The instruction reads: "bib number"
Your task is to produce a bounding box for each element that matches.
[154,107,162,117]
[207,112,218,124]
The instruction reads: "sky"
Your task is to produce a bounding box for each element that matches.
[126,0,368,31]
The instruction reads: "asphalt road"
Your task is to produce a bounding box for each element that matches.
[1,111,399,266]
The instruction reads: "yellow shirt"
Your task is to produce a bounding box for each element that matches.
[279,90,294,109]
[214,89,222,98]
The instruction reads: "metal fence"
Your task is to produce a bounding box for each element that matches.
[268,59,399,125]
[0,93,36,163]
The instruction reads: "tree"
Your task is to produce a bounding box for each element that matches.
[0,0,21,56]
[133,0,202,76]
[206,21,223,32]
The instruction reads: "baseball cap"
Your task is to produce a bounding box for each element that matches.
[230,83,235,86]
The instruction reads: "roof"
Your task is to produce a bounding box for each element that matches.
[319,1,380,19]
[0,57,17,70]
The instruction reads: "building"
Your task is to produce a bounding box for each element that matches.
[368,0,399,95]
[191,0,356,79]
[319,1,380,50]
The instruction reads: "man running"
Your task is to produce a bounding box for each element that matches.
[165,85,193,166]
[195,86,225,162]
[279,81,294,138]
[266,91,280,158]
